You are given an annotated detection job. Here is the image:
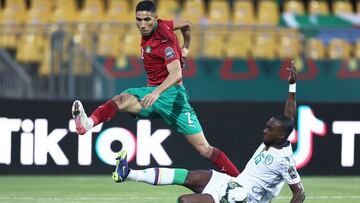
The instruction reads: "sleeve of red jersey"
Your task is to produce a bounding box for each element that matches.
[160,43,181,66]
[162,20,174,30]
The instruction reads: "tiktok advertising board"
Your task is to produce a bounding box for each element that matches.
[0,100,359,175]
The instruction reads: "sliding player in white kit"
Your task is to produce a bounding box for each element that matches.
[112,61,305,203]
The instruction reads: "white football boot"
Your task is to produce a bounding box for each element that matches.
[71,100,89,135]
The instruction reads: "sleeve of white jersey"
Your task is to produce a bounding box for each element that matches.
[279,157,301,185]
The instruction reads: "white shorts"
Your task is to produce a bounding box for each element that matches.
[202,170,247,203]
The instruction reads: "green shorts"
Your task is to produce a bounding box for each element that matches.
[122,85,203,135]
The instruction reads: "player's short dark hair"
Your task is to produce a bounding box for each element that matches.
[135,0,157,13]
[273,115,294,137]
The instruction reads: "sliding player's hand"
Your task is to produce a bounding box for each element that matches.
[287,60,297,84]
[141,92,160,109]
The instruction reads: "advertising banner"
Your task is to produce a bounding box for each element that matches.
[0,100,359,175]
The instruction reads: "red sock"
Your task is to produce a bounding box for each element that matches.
[90,100,118,126]
[210,147,240,177]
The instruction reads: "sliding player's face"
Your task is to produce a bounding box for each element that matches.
[136,11,157,36]
[263,118,284,147]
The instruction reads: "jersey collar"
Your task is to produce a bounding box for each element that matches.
[278,141,290,149]
[147,20,158,37]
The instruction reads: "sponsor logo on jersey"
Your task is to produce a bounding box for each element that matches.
[165,47,175,60]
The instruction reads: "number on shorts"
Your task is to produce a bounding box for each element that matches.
[185,112,194,125]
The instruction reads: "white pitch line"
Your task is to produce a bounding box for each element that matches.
[1,195,360,201]
[0,196,170,201]
[277,196,360,199]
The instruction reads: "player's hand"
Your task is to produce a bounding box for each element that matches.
[181,47,189,58]
[287,60,297,84]
[141,92,160,109]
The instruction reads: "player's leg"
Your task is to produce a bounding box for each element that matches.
[185,132,240,177]
[112,150,211,193]
[72,91,144,135]
[150,86,240,177]
[177,194,215,203]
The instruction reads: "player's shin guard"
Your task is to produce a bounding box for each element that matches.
[210,147,240,177]
[90,100,118,126]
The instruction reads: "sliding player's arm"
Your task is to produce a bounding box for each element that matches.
[284,60,297,121]
[289,183,305,203]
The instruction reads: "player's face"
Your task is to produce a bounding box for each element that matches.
[263,117,284,147]
[136,11,157,36]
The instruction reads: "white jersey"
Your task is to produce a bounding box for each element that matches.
[235,142,301,203]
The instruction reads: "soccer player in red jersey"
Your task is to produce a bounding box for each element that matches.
[71,0,239,177]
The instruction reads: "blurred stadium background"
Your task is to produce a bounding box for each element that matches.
[0,0,359,202]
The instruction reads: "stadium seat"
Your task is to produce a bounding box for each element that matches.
[73,24,95,51]
[72,28,94,76]
[157,0,180,20]
[202,28,226,58]
[328,38,351,59]
[21,0,50,69]
[27,0,52,24]
[308,0,329,15]
[38,37,54,77]
[78,0,105,22]
[333,0,353,15]
[16,33,45,63]
[284,0,305,14]
[97,25,124,57]
[52,0,77,23]
[257,0,279,26]
[1,0,26,23]
[226,29,253,58]
[208,0,230,24]
[355,39,360,59]
[253,29,276,59]
[105,0,133,23]
[180,0,205,24]
[122,26,141,57]
[51,0,78,64]
[3,0,26,13]
[0,0,26,49]
[277,28,302,59]
[232,0,255,25]
[75,0,105,56]
[305,38,325,59]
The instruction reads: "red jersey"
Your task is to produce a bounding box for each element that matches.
[140,19,184,86]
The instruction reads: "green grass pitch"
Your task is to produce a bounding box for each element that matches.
[0,176,359,203]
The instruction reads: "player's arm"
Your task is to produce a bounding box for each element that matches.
[141,60,182,109]
[284,60,297,121]
[153,59,182,94]
[173,20,191,57]
[288,183,305,203]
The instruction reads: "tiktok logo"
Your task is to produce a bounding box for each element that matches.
[290,106,326,169]
[289,105,360,169]
[0,118,172,167]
